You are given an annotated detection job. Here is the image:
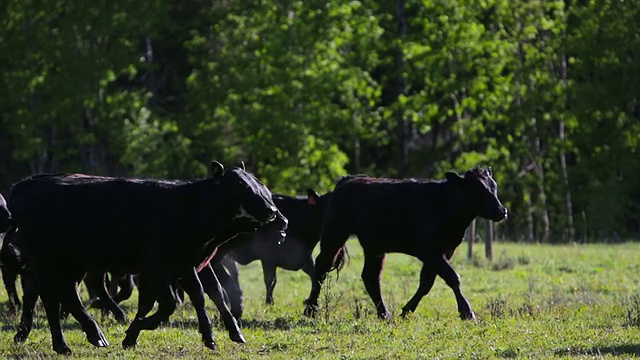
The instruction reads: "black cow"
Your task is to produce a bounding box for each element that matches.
[8,162,285,354]
[303,167,507,321]
[0,193,10,234]
[213,189,331,320]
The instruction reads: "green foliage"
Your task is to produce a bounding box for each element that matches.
[1,0,639,240]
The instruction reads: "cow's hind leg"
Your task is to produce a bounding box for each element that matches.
[430,254,475,320]
[400,264,437,317]
[59,280,109,348]
[178,268,216,350]
[301,254,315,278]
[14,269,38,344]
[261,261,277,305]
[122,275,176,349]
[361,253,390,319]
[85,271,127,324]
[212,259,244,322]
[199,264,245,344]
[113,273,135,304]
[303,230,349,318]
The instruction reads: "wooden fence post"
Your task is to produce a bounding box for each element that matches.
[466,219,476,260]
[484,219,493,260]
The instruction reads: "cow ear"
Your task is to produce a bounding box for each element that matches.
[238,161,246,171]
[486,166,493,176]
[445,171,463,183]
[306,188,320,205]
[210,161,225,177]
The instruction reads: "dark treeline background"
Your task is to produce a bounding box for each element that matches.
[1,0,639,243]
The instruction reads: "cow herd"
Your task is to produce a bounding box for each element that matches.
[0,162,507,354]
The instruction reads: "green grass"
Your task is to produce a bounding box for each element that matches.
[1,242,640,359]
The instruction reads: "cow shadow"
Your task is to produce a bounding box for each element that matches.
[553,344,640,357]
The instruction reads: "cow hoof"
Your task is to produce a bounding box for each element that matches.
[303,300,318,318]
[377,311,391,320]
[229,332,246,344]
[14,331,28,344]
[89,335,110,348]
[115,312,128,324]
[460,311,477,321]
[400,308,412,319]
[53,343,72,355]
[204,340,218,350]
[122,336,138,349]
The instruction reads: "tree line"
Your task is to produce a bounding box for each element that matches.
[1,0,639,242]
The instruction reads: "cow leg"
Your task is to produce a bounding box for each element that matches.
[59,280,110,348]
[304,232,349,318]
[1,263,21,314]
[113,274,135,304]
[430,254,475,320]
[400,264,437,317]
[199,264,245,343]
[1,232,21,314]
[261,261,277,305]
[85,271,127,324]
[361,253,390,319]
[38,279,71,354]
[14,269,38,344]
[178,268,216,350]
[212,259,244,322]
[122,276,176,349]
[301,254,315,278]
[132,279,156,321]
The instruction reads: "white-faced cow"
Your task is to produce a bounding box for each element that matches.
[210,189,331,321]
[303,167,507,321]
[8,161,286,355]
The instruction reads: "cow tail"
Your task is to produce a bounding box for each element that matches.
[330,245,350,280]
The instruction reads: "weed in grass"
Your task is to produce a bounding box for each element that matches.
[352,299,363,320]
[471,252,488,268]
[321,274,344,323]
[517,253,531,265]
[491,251,516,271]
[623,294,640,327]
[486,296,508,319]
[494,345,520,358]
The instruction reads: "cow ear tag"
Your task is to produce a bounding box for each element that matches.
[307,197,316,205]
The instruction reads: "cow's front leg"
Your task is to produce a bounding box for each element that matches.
[430,254,475,321]
[400,264,436,317]
[361,253,390,319]
[178,268,215,350]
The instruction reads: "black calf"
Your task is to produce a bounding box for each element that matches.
[303,167,507,320]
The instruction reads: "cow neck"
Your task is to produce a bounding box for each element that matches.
[175,178,237,240]
[443,182,479,241]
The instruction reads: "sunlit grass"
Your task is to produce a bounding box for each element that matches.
[1,242,640,358]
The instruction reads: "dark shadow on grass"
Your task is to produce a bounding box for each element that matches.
[554,344,640,357]
[237,316,314,331]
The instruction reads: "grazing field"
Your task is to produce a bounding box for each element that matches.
[1,241,640,359]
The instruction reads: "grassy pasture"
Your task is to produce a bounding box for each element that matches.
[0,241,639,359]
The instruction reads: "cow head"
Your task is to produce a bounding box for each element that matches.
[446,167,508,222]
[211,161,288,236]
[0,194,11,234]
